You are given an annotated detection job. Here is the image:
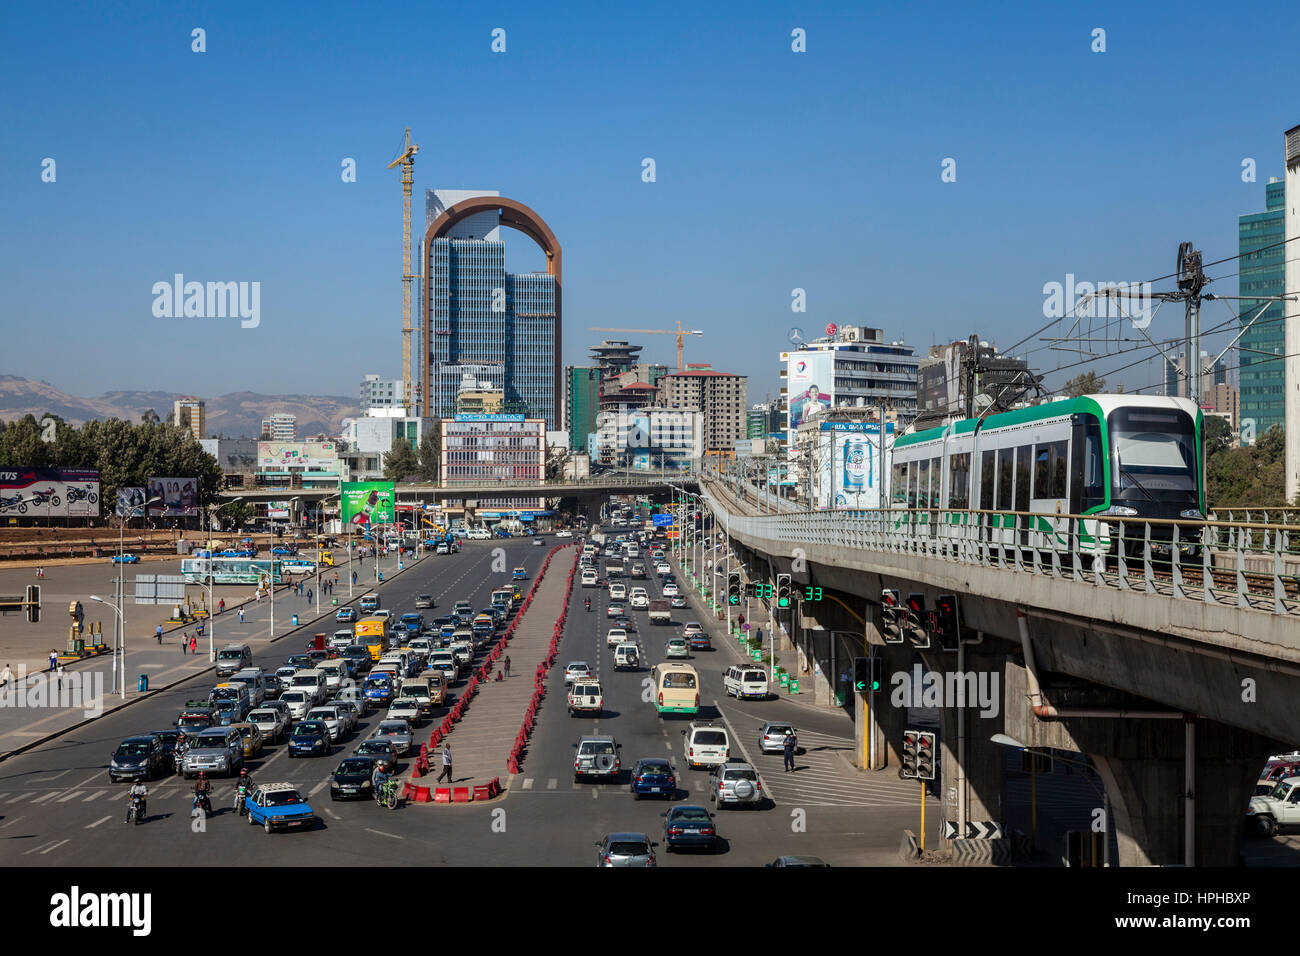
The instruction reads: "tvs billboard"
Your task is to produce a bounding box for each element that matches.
[258,441,339,469]
[146,477,199,517]
[0,468,101,518]
[341,481,395,528]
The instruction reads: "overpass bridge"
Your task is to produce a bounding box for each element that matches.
[697,471,1300,866]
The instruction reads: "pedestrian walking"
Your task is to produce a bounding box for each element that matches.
[436,745,453,783]
[155,624,163,645]
[333,571,339,584]
[55,660,64,693]
[238,607,245,624]
[190,634,196,654]
[307,589,313,605]
[782,731,797,773]
[0,663,13,687]
[218,599,225,615]
[48,649,58,672]
[352,570,358,585]
[504,656,511,679]
[181,632,187,654]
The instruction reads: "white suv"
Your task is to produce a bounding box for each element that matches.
[568,678,604,716]
[629,587,649,609]
[682,722,730,770]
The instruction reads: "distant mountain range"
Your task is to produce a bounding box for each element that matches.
[0,375,357,439]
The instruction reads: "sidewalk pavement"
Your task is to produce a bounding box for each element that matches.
[0,547,415,761]
[406,547,578,798]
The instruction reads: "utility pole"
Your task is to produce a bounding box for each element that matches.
[964,333,981,419]
[1175,243,1207,407]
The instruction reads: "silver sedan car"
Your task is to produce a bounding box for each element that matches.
[595,832,657,867]
[371,719,413,757]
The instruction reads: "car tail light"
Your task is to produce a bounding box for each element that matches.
[688,748,694,757]
[756,781,762,790]
[694,693,700,708]
[702,827,714,835]
[668,827,683,835]
[602,854,612,865]
[718,782,724,791]
[658,692,663,707]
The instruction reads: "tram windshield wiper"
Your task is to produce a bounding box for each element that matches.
[1117,464,1155,502]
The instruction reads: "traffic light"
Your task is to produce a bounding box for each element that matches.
[853,657,869,693]
[26,584,40,624]
[880,589,903,644]
[727,572,741,606]
[901,730,919,778]
[905,593,928,647]
[868,656,883,692]
[934,594,960,651]
[776,574,791,609]
[915,731,936,781]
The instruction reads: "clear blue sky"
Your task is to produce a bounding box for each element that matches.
[2,0,1296,404]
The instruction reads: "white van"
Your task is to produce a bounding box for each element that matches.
[723,665,769,700]
[608,582,626,601]
[290,668,327,705]
[581,569,598,588]
[682,721,731,769]
[466,528,490,540]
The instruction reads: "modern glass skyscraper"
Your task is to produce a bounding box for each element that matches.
[1238,179,1285,442]
[424,189,560,429]
[566,366,602,451]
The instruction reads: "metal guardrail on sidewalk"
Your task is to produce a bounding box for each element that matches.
[703,479,1300,617]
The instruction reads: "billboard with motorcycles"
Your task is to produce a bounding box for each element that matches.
[0,468,100,518]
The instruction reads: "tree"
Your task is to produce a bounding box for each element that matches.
[220,500,254,529]
[1206,424,1289,507]
[141,409,161,425]
[417,431,440,483]
[383,440,420,482]
[1061,372,1105,397]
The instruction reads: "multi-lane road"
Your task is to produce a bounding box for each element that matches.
[0,531,919,866]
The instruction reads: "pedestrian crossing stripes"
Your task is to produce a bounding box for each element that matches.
[749,728,924,808]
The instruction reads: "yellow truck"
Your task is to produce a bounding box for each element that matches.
[353,617,390,662]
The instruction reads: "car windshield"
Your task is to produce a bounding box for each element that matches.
[744,672,765,682]
[357,742,389,755]
[574,685,601,696]
[608,842,649,856]
[281,692,306,703]
[766,725,793,736]
[662,673,696,689]
[724,769,758,780]
[250,712,275,722]
[378,723,406,735]
[191,734,227,749]
[262,789,303,806]
[1109,407,1198,495]
[237,725,255,737]
[336,759,371,776]
[640,764,670,776]
[293,722,325,736]
[581,742,615,755]
[116,742,151,757]
[217,650,243,661]
[1269,782,1292,801]
[694,731,727,746]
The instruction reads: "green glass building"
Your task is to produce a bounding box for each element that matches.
[1239,179,1286,442]
[566,366,602,451]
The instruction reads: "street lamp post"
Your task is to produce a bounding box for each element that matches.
[89,595,126,699]
[208,496,241,661]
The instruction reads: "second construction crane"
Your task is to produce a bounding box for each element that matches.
[387,128,420,413]
[588,320,703,373]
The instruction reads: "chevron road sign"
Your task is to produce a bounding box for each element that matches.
[943,820,1005,840]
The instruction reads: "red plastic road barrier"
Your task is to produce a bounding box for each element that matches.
[434,787,451,803]
[507,756,518,773]
[473,784,491,801]
[420,744,429,758]
[453,787,471,803]
[403,783,417,800]
[414,786,432,803]
[489,777,502,796]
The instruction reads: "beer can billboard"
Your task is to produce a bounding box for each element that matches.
[0,468,101,518]
[815,422,894,510]
[341,481,395,528]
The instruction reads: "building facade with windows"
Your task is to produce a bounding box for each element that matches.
[659,365,747,455]
[593,407,702,469]
[424,189,560,429]
[565,366,602,452]
[174,398,205,440]
[1238,178,1286,442]
[360,375,405,413]
[261,414,296,442]
[439,414,546,519]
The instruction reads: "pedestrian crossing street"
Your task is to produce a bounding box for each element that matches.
[747,727,920,808]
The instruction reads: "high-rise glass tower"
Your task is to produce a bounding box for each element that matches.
[1238,179,1285,442]
[424,189,560,428]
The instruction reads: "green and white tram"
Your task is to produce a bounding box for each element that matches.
[890,395,1204,555]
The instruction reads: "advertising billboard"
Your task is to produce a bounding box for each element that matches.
[147,477,199,517]
[786,351,834,434]
[115,487,147,518]
[258,441,339,469]
[0,468,101,518]
[341,481,395,528]
[815,422,894,510]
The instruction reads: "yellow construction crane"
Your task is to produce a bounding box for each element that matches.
[588,320,703,373]
[387,128,420,413]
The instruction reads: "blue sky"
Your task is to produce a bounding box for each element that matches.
[1,0,1296,404]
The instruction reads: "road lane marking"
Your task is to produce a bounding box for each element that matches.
[30,792,59,804]
[86,815,112,829]
[364,828,403,840]
[82,790,105,802]
[5,792,29,803]
[56,790,85,803]
[546,778,556,790]
[521,778,533,789]
[592,789,598,799]
[323,807,340,819]
[23,840,59,855]
[0,815,23,829]
[309,778,330,797]
[41,839,69,854]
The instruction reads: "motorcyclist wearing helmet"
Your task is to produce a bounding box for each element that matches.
[235,767,254,813]
[372,763,391,798]
[127,780,148,821]
[174,733,190,774]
